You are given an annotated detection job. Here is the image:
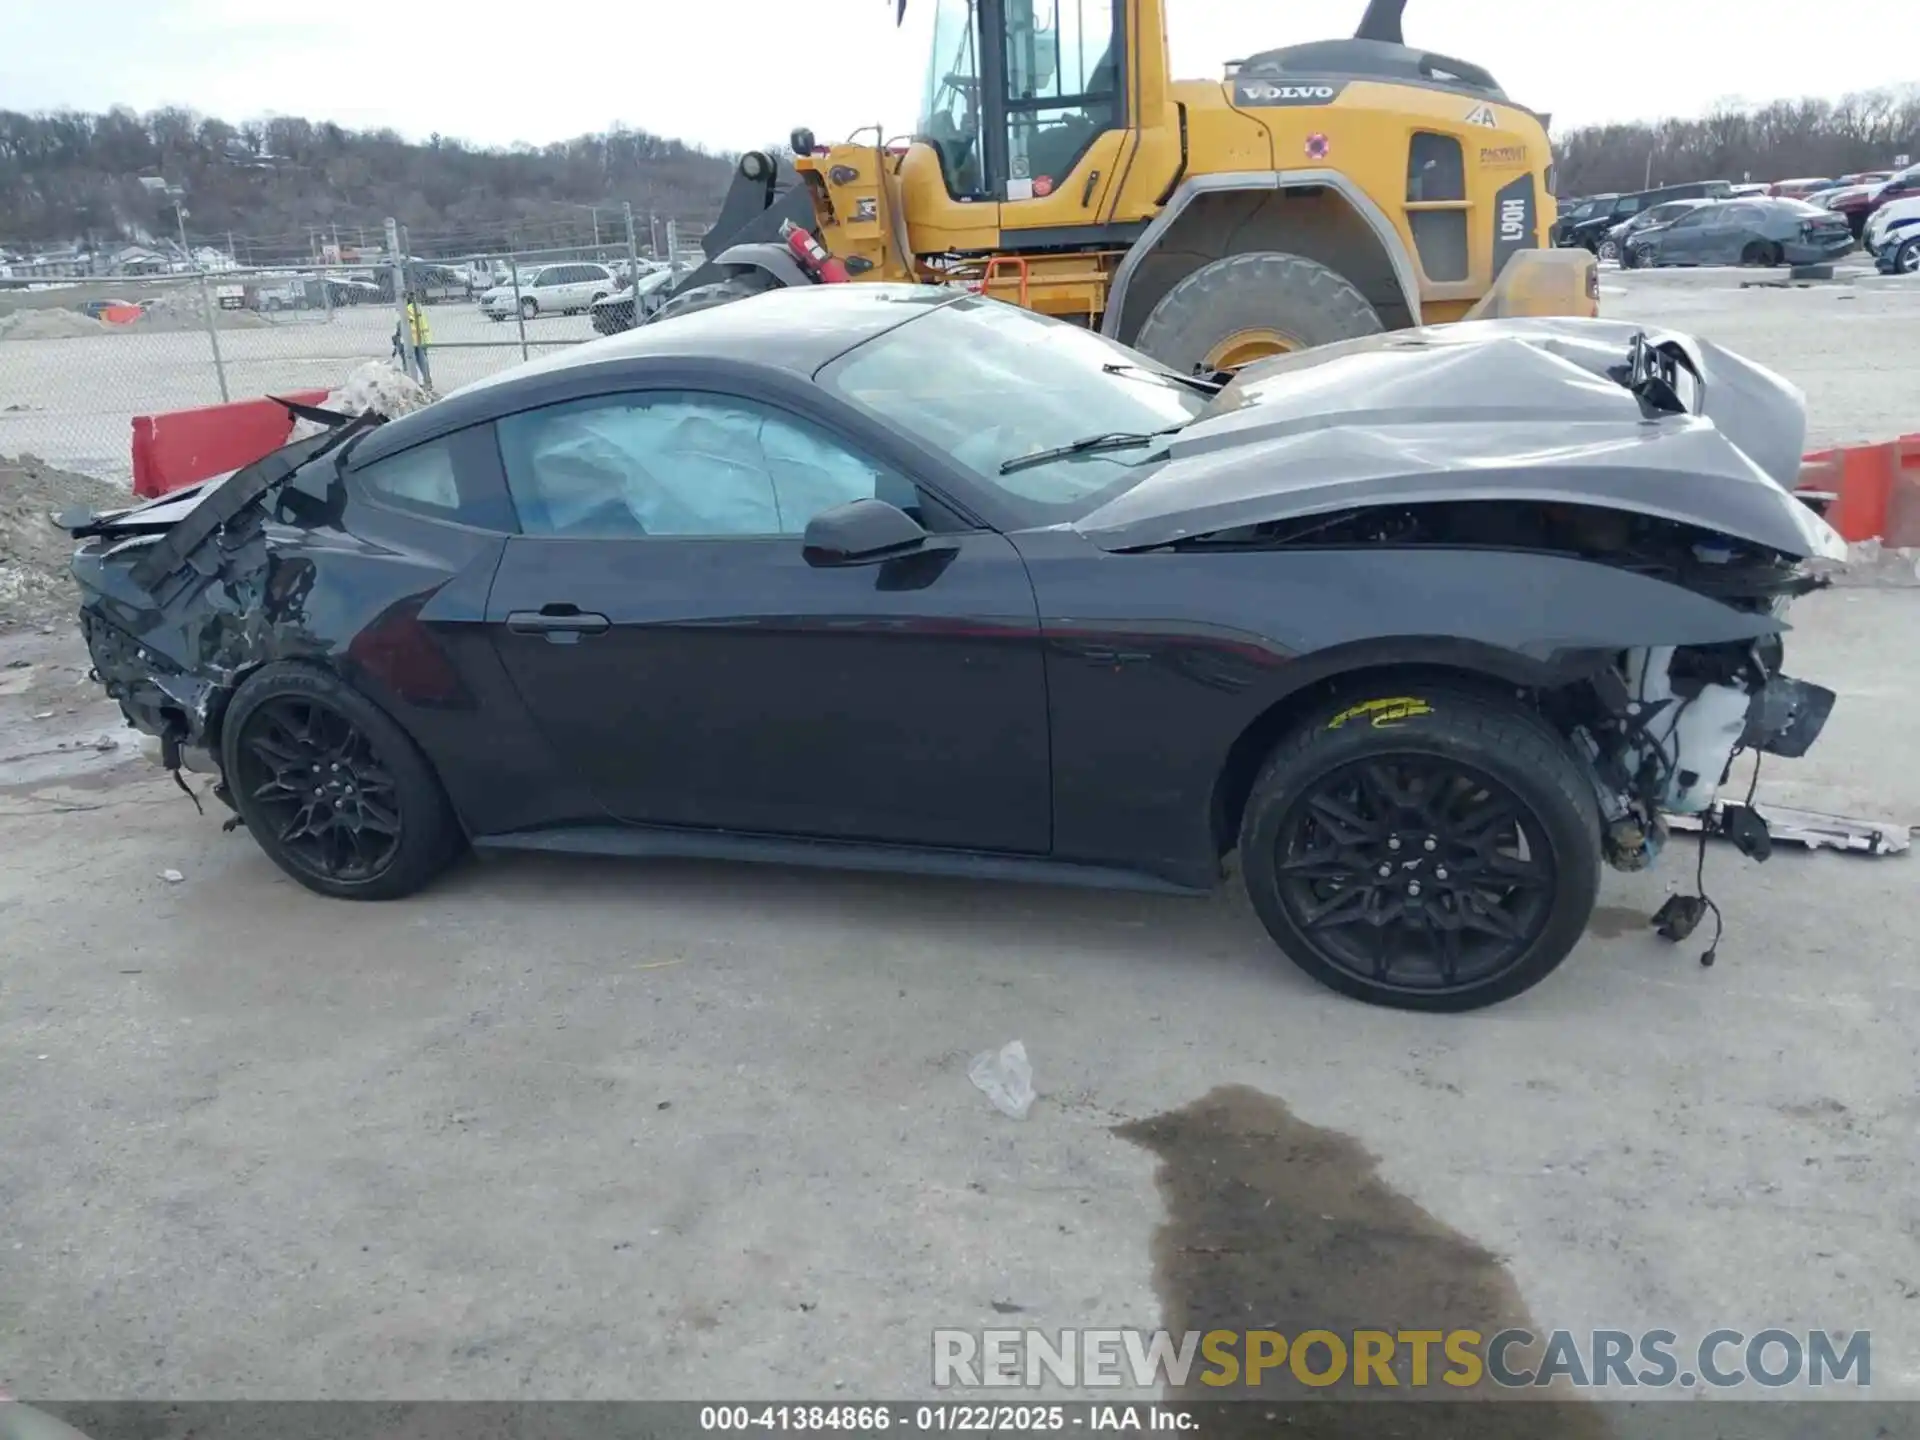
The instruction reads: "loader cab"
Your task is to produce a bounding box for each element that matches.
[916,0,1125,206]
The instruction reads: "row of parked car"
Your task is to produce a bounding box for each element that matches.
[1553,164,1920,273]
[467,258,696,331]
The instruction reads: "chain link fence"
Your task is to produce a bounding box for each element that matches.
[1,210,710,488]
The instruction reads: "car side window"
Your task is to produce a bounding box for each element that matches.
[496,391,924,539]
[352,429,519,532]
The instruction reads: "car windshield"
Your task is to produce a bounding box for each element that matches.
[818,297,1207,526]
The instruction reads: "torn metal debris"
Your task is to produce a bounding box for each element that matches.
[1666,802,1913,856]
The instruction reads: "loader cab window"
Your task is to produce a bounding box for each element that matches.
[1002,0,1121,199]
[919,0,989,197]
[916,0,1123,203]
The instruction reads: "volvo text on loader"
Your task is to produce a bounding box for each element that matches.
[648,0,1598,371]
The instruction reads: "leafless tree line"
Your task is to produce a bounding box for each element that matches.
[1555,87,1920,197]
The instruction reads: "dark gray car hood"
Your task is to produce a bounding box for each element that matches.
[1075,317,1846,561]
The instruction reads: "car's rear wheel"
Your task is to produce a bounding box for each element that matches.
[1132,252,1382,374]
[1741,240,1781,266]
[1238,687,1601,1012]
[1598,238,1620,263]
[221,664,462,900]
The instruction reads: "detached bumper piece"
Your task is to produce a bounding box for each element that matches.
[1740,675,1836,759]
[1667,803,1913,858]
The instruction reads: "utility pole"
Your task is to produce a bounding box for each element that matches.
[591,206,601,249]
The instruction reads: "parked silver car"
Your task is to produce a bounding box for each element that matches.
[1604,198,1716,265]
[479,263,614,320]
[1625,199,1855,269]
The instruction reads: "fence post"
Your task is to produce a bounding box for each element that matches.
[196,270,231,403]
[510,257,529,362]
[385,217,413,380]
[623,203,642,331]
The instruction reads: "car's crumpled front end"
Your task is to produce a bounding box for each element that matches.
[1078,316,1846,873]
[60,412,378,783]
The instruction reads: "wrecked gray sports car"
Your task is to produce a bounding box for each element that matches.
[63,288,1843,1010]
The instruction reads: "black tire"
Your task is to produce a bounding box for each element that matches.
[648,271,781,325]
[1741,240,1781,267]
[1895,237,1920,275]
[219,663,463,901]
[1238,686,1602,1012]
[1597,238,1620,263]
[1131,252,1382,373]
[519,296,538,320]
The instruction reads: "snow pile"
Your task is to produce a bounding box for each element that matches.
[0,309,106,341]
[0,452,117,629]
[288,360,434,441]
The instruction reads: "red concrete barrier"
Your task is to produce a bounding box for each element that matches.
[131,390,330,500]
[1885,435,1920,550]
[1794,434,1920,545]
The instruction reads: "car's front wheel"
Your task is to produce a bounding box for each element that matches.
[520,296,538,320]
[1895,237,1920,274]
[1238,686,1601,1012]
[220,664,463,900]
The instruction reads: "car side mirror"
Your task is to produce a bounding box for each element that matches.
[802,498,932,566]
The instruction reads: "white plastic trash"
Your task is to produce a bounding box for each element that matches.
[969,1040,1035,1120]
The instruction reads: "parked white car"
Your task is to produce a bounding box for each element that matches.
[479,262,615,320]
[1867,195,1920,273]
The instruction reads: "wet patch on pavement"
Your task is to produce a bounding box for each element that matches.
[1116,1085,1611,1436]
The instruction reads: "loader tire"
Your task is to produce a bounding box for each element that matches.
[1133,251,1383,374]
[649,271,782,326]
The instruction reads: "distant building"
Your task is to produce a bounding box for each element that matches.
[111,245,169,275]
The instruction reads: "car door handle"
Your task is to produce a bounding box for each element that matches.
[507,606,610,643]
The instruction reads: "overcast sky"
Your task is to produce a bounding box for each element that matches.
[5,0,1915,153]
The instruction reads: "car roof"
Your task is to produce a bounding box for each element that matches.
[348,283,954,467]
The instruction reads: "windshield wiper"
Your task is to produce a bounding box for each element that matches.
[998,423,1188,476]
[1102,362,1224,396]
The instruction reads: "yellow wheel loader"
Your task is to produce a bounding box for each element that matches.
[652,0,1598,371]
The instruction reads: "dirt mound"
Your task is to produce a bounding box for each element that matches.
[0,309,105,341]
[130,289,272,332]
[0,453,119,630]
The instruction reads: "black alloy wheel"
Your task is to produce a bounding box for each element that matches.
[1272,756,1556,995]
[220,663,462,899]
[1238,687,1601,1011]
[234,696,403,884]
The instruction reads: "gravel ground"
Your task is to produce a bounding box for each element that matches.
[1,588,1916,1412]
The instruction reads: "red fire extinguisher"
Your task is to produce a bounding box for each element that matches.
[779,218,851,284]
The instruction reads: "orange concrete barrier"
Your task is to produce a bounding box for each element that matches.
[1885,435,1920,550]
[131,390,330,499]
[1793,435,1920,545]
